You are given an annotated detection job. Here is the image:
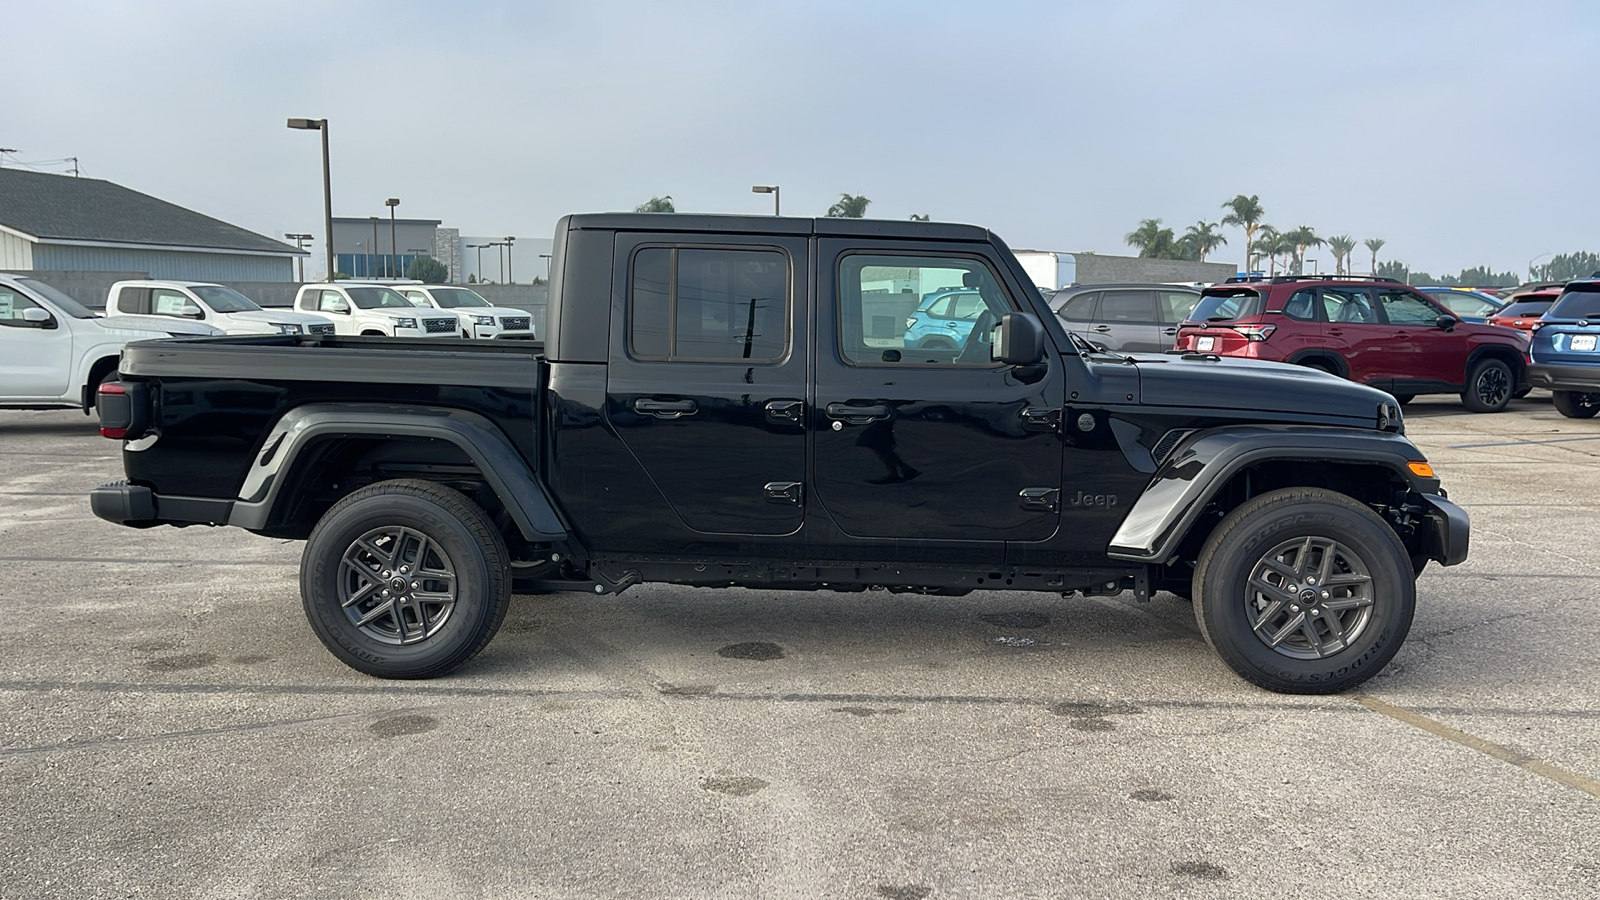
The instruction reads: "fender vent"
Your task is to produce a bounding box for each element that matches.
[1150,429,1193,465]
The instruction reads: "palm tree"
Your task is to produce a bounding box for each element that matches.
[908,213,930,222]
[1285,226,1323,274]
[1183,221,1228,263]
[1124,218,1178,258]
[826,194,871,218]
[1364,237,1386,275]
[635,196,675,213]
[1220,194,1265,272]
[1326,235,1357,275]
[1253,225,1282,275]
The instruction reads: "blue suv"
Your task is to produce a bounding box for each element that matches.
[903,288,988,350]
[1528,279,1600,418]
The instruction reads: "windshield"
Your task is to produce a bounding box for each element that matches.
[427,288,491,308]
[346,287,415,310]
[17,278,97,318]
[192,285,262,313]
[1187,289,1262,323]
[1497,299,1554,317]
[1548,286,1600,320]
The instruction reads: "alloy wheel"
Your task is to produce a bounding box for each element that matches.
[338,526,458,645]
[1475,366,1510,408]
[1244,535,1374,660]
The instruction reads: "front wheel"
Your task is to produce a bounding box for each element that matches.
[301,479,511,678]
[1192,487,1415,694]
[1552,390,1600,419]
[1461,358,1513,412]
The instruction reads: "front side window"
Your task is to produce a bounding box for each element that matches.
[16,279,95,318]
[1378,288,1442,325]
[629,247,788,362]
[840,253,1014,365]
[1322,288,1378,324]
[318,290,350,314]
[0,287,44,328]
[427,288,490,309]
[346,287,414,310]
[153,289,197,317]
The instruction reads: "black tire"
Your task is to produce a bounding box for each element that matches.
[301,479,511,678]
[1192,487,1415,694]
[1552,390,1600,419]
[1512,386,1532,399]
[1461,358,1513,413]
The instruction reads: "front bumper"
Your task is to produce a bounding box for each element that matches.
[1419,493,1470,566]
[1528,363,1600,393]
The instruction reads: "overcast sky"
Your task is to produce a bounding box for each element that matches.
[6,0,1595,278]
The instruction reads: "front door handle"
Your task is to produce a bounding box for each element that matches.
[825,402,891,424]
[1162,327,1177,335]
[1091,325,1112,333]
[634,398,698,419]
[764,399,803,425]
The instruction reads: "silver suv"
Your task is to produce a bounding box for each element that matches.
[1049,283,1202,353]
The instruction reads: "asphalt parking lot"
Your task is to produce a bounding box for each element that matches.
[1,396,1597,900]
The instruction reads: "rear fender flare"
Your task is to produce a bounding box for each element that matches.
[227,403,567,541]
[1107,425,1437,563]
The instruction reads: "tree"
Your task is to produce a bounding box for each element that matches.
[1254,226,1292,276]
[1221,194,1265,271]
[1376,260,1412,283]
[1533,251,1600,281]
[1326,235,1357,275]
[1285,226,1323,275]
[826,194,871,218]
[908,213,930,222]
[1124,218,1179,258]
[1364,238,1385,275]
[467,274,477,284]
[1181,221,1227,263]
[635,195,676,213]
[405,256,450,284]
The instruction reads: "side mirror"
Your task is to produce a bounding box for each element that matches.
[180,304,205,319]
[992,312,1046,366]
[1435,315,1456,331]
[21,307,55,328]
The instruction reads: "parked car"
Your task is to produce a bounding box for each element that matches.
[91,213,1468,695]
[105,280,335,336]
[398,285,536,340]
[1499,280,1567,303]
[1174,275,1530,411]
[1050,283,1202,353]
[1527,280,1600,418]
[1485,291,1561,332]
[293,282,461,337]
[1417,287,1503,322]
[0,273,221,411]
[902,287,989,351]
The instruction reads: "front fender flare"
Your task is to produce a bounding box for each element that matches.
[1107,425,1439,563]
[227,403,567,541]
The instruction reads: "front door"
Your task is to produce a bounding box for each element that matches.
[0,287,71,399]
[604,233,809,535]
[1374,286,1466,388]
[811,240,1062,550]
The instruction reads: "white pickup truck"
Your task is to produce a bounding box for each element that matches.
[105,280,336,336]
[293,282,462,338]
[0,273,221,410]
[397,285,536,340]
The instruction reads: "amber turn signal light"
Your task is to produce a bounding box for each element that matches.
[1407,461,1435,478]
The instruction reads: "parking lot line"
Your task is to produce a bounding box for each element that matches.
[1357,696,1600,800]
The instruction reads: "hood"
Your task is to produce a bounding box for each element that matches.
[216,309,333,327]
[368,308,452,322]
[1121,353,1396,425]
[92,314,224,337]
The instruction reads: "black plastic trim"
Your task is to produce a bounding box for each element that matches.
[1419,493,1470,566]
[1528,363,1600,392]
[118,336,540,390]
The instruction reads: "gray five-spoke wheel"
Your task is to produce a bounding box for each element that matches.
[1245,535,1374,660]
[339,526,458,645]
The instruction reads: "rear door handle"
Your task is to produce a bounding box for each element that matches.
[1092,325,1112,333]
[825,402,891,424]
[1161,327,1177,335]
[634,398,698,419]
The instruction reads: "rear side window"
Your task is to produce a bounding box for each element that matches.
[1100,290,1156,322]
[1322,288,1378,324]
[116,287,152,315]
[1548,286,1600,319]
[1282,289,1317,321]
[1188,289,1262,322]
[629,247,789,362]
[1058,291,1098,321]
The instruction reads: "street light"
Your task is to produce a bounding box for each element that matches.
[369,217,380,278]
[468,243,491,282]
[285,233,314,282]
[386,198,400,279]
[1528,251,1554,281]
[539,253,552,281]
[751,184,780,215]
[504,236,516,284]
[285,118,333,280]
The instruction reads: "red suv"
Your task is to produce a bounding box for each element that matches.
[1174,275,1531,412]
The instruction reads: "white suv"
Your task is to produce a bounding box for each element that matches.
[293,283,461,338]
[105,280,336,336]
[0,274,221,411]
[397,285,536,340]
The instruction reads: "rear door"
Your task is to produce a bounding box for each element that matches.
[604,232,809,535]
[1093,289,1162,352]
[1319,286,1388,384]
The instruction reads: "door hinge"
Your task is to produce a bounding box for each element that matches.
[1018,487,1059,512]
[1020,407,1061,432]
[764,481,803,505]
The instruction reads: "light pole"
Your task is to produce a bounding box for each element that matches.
[285,233,313,282]
[285,118,333,280]
[386,198,400,279]
[1528,251,1554,281]
[752,184,780,215]
[539,253,552,281]
[468,243,490,282]
[368,217,381,278]
[504,236,516,284]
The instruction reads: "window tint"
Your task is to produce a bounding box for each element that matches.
[1157,290,1200,324]
[318,290,350,314]
[1100,290,1157,322]
[1498,299,1554,317]
[1322,288,1377,324]
[1377,288,1442,325]
[1548,286,1600,319]
[1058,291,1098,321]
[1188,290,1262,322]
[628,247,789,362]
[840,253,1014,365]
[0,287,44,327]
[152,289,196,317]
[116,287,151,315]
[1282,289,1317,321]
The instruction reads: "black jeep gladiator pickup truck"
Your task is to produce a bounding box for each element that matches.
[91,214,1468,693]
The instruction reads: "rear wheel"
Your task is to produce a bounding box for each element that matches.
[301,479,511,678]
[1552,391,1600,419]
[1461,358,1512,412]
[1193,487,1414,694]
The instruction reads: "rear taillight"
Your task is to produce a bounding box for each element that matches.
[1231,324,1277,341]
[97,380,149,440]
[905,317,917,330]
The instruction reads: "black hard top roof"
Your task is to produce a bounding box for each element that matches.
[563,213,990,242]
